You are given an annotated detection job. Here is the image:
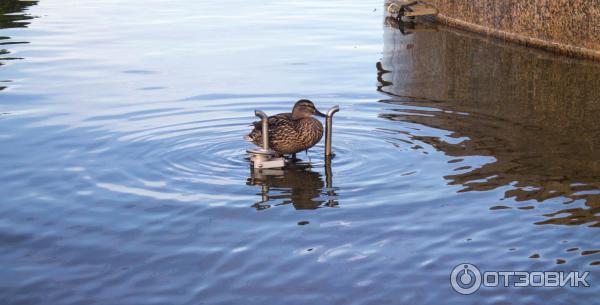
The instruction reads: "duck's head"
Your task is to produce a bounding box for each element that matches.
[292,99,327,120]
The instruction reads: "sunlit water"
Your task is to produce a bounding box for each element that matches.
[1,1,599,304]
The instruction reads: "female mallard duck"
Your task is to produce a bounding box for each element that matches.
[245,99,327,157]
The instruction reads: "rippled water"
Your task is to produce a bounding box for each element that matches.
[1,1,599,304]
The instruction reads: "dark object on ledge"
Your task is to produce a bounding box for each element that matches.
[387,1,438,20]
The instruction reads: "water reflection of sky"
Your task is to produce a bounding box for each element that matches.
[1,2,600,304]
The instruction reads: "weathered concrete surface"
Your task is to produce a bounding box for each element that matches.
[410,0,600,60]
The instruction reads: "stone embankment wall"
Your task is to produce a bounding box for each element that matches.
[422,0,600,60]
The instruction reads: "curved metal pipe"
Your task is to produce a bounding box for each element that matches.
[325,105,340,156]
[255,110,269,151]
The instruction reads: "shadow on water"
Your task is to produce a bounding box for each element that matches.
[378,18,600,227]
[0,0,37,90]
[246,157,338,210]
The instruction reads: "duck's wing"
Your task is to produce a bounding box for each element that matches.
[251,113,293,129]
[266,113,299,145]
[267,113,293,127]
[247,113,294,144]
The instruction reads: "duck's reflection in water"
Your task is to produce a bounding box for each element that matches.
[247,159,338,210]
[378,18,600,228]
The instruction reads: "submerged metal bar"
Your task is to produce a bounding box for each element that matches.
[255,110,269,151]
[324,155,336,207]
[325,105,340,156]
[325,155,333,189]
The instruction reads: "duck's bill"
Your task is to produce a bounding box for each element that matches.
[315,110,327,117]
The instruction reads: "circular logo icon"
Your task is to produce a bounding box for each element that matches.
[450,263,481,295]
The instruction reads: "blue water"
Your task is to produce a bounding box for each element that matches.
[1,1,599,304]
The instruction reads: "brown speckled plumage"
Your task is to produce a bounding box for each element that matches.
[246,100,325,155]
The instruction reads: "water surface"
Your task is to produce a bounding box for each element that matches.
[1,1,599,304]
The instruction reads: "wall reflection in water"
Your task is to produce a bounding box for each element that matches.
[0,0,38,90]
[247,159,338,210]
[378,18,600,227]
